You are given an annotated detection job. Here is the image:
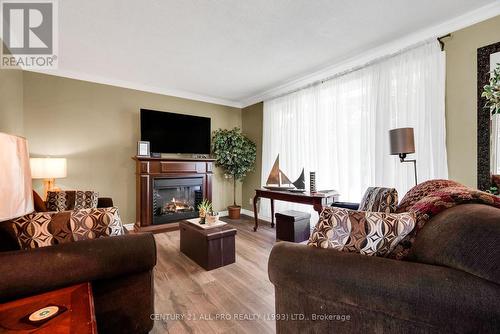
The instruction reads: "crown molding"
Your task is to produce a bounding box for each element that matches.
[240,2,500,107]
[19,2,500,109]
[23,68,244,108]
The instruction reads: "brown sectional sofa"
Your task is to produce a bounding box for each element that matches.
[0,197,156,334]
[268,203,500,333]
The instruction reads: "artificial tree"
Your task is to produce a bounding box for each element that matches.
[212,127,256,218]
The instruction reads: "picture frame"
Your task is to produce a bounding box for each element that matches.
[137,141,150,157]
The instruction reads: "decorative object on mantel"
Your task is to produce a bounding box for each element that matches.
[309,172,317,193]
[264,155,294,190]
[0,133,34,222]
[212,128,257,219]
[389,127,418,185]
[30,157,67,199]
[185,217,226,229]
[137,141,150,157]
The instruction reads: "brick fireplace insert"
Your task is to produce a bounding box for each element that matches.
[133,157,214,233]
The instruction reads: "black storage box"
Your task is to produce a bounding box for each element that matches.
[275,210,311,243]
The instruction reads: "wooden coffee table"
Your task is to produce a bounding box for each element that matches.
[180,220,237,270]
[0,283,97,333]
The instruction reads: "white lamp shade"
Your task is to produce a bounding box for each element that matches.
[30,158,67,179]
[0,133,34,221]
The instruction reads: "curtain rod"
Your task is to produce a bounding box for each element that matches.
[437,34,451,51]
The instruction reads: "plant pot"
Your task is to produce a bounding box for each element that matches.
[227,205,241,219]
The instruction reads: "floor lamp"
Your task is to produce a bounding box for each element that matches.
[389,127,418,186]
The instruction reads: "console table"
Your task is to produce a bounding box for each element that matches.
[253,189,339,231]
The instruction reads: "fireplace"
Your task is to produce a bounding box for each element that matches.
[134,157,213,233]
[152,177,203,224]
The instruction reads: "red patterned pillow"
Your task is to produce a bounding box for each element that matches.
[396,179,464,213]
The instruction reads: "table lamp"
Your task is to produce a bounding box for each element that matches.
[389,127,418,185]
[0,133,34,221]
[30,157,67,198]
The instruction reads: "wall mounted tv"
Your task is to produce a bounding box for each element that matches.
[140,109,211,154]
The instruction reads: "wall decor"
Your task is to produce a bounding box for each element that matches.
[477,41,500,191]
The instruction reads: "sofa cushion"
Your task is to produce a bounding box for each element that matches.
[308,207,415,256]
[46,190,98,212]
[70,207,125,241]
[409,204,500,285]
[359,187,398,213]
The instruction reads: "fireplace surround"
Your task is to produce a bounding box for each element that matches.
[134,157,214,233]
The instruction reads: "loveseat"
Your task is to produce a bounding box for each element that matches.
[269,186,500,333]
[0,195,157,334]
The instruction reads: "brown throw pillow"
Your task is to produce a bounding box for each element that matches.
[10,212,55,249]
[70,207,124,241]
[74,191,99,210]
[308,207,415,256]
[46,190,99,211]
[33,190,48,212]
[8,211,74,250]
[359,187,398,213]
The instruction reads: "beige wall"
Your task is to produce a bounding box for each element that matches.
[0,67,23,136]
[22,72,241,224]
[241,102,263,211]
[445,15,500,187]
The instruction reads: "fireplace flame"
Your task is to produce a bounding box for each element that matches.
[162,197,194,214]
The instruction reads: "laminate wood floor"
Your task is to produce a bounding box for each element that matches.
[151,215,277,334]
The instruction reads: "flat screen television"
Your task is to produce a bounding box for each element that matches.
[140,109,211,154]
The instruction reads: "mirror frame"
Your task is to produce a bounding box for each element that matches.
[477,41,500,191]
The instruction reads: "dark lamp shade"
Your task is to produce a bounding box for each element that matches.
[389,127,415,155]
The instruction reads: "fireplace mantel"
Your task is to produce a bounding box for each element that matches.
[133,156,214,233]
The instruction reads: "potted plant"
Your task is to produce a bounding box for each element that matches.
[197,199,212,224]
[212,127,257,219]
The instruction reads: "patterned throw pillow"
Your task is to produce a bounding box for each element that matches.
[308,207,415,256]
[8,211,76,250]
[46,190,99,211]
[359,187,398,213]
[10,213,55,249]
[70,207,124,241]
[46,191,73,211]
[74,191,99,210]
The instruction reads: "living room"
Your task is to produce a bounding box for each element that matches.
[1,1,500,333]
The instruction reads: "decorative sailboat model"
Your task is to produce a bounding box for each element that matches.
[264,155,306,192]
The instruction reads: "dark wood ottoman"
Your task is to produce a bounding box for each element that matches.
[179,221,237,270]
[275,210,311,243]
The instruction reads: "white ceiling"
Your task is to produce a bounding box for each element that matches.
[36,0,499,107]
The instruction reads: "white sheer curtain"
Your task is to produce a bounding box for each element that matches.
[261,41,448,221]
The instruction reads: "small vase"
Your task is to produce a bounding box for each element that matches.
[206,213,219,225]
[199,216,206,225]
